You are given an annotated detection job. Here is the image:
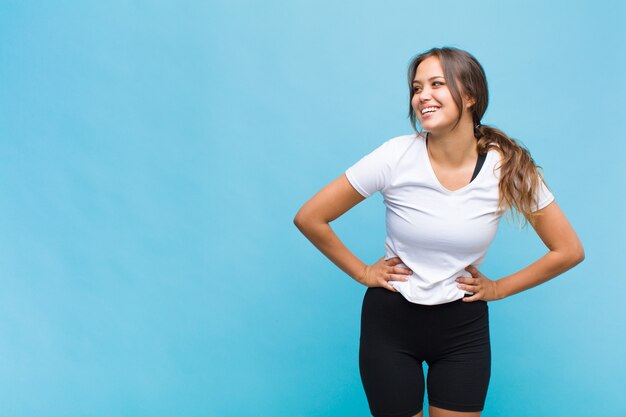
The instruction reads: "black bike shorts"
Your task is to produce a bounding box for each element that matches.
[359,287,491,416]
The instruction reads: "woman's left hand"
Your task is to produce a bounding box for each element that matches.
[456,265,501,302]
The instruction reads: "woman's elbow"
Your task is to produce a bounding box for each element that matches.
[293,207,318,233]
[574,245,585,265]
[293,209,307,231]
[568,241,585,267]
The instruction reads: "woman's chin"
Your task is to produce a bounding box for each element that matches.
[419,119,439,132]
[421,124,439,134]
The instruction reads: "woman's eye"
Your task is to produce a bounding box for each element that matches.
[433,81,443,86]
[413,87,421,93]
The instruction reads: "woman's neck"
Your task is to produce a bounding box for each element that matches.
[426,126,477,168]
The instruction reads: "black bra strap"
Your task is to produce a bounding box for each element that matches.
[471,153,487,182]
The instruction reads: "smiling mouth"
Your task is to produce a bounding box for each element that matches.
[421,106,440,115]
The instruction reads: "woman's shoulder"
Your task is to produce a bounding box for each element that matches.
[378,132,424,153]
[388,132,425,145]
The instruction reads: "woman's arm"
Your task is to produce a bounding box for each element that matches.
[293,174,412,291]
[457,200,585,301]
[495,200,585,299]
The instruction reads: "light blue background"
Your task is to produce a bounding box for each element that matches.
[1,1,624,416]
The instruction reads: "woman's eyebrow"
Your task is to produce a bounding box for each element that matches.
[412,76,445,85]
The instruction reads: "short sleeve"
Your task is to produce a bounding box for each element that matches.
[532,176,555,212]
[345,139,398,198]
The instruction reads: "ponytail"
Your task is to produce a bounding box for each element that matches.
[475,125,550,228]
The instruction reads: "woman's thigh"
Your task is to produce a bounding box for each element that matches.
[425,300,491,413]
[359,288,427,417]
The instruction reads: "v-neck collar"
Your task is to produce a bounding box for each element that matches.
[423,135,490,194]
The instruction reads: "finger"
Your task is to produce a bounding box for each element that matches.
[389,274,410,282]
[457,283,479,292]
[462,293,481,302]
[382,281,398,292]
[456,276,477,285]
[385,257,403,265]
[465,265,479,276]
[393,266,413,275]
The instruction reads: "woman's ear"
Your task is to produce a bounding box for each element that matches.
[464,95,476,109]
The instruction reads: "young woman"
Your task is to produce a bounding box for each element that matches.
[293,47,584,417]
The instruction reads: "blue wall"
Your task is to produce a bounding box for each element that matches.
[0,1,624,416]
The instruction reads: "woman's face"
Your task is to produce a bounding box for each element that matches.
[411,56,473,134]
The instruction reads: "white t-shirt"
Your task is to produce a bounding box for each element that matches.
[345,133,554,305]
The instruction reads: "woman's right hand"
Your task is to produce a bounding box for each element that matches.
[359,257,413,292]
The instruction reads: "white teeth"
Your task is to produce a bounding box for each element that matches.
[421,106,440,114]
